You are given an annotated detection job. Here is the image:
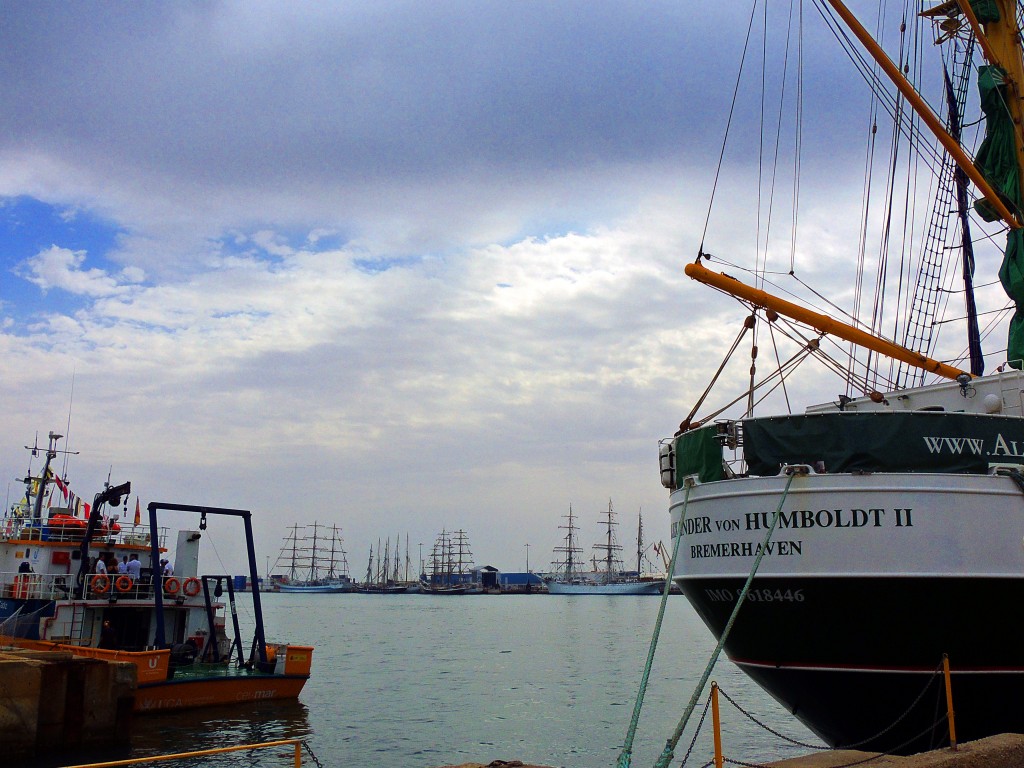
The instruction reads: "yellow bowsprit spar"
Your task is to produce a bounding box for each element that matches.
[683,261,971,382]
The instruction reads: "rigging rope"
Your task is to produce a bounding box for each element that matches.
[651,470,799,768]
[678,317,756,433]
[699,1,763,255]
[616,484,691,768]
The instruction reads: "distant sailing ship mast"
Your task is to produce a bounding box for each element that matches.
[550,504,583,581]
[275,522,350,586]
[591,499,624,583]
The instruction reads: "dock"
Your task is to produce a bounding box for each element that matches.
[767,734,1024,768]
[0,648,135,760]
[435,734,1024,768]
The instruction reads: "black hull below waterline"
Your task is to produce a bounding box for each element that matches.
[739,662,1024,755]
[680,575,1024,755]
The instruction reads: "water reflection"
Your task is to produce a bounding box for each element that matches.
[21,701,312,768]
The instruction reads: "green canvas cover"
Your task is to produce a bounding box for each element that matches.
[969,0,1000,23]
[1000,229,1024,366]
[674,425,724,484]
[742,411,1024,476]
[974,66,1017,222]
[974,65,1024,367]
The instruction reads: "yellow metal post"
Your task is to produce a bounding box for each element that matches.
[712,682,724,768]
[943,654,958,751]
[57,739,304,768]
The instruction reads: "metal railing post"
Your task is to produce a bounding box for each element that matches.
[943,654,957,751]
[712,682,723,768]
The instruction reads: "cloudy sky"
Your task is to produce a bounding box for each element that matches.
[0,1,1011,576]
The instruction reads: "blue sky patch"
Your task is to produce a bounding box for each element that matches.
[0,196,126,327]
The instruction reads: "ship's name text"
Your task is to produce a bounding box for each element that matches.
[690,540,803,559]
[673,507,913,539]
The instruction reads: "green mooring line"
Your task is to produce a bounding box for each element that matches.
[620,470,798,768]
[616,484,692,768]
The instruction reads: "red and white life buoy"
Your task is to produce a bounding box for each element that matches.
[114,575,133,593]
[163,577,181,595]
[182,577,202,597]
[90,574,110,594]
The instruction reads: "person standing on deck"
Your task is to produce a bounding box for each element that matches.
[126,554,142,579]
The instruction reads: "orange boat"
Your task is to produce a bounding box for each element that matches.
[0,432,313,712]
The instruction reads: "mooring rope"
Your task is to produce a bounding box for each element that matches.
[617,484,692,768]
[651,469,800,768]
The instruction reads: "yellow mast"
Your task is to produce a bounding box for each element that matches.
[977,0,1024,205]
[683,262,969,381]
[823,0,1022,228]
[686,4,1024,382]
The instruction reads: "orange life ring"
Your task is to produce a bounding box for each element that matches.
[164,577,181,595]
[182,577,202,597]
[90,574,110,594]
[114,575,133,593]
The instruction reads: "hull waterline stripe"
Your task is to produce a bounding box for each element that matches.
[733,658,1024,675]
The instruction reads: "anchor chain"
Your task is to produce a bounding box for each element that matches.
[302,740,327,768]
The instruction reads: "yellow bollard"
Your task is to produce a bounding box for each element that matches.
[943,654,957,751]
[712,682,723,768]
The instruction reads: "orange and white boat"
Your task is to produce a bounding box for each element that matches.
[0,431,313,712]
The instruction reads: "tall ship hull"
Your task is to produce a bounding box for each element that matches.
[545,578,664,595]
[277,582,351,593]
[665,376,1024,753]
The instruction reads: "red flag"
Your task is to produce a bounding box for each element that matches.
[134,497,141,526]
[50,470,69,499]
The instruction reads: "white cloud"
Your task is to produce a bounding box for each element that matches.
[0,0,1014,578]
[16,245,138,297]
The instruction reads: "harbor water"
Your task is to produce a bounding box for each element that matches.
[34,594,823,768]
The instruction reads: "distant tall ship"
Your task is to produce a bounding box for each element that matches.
[544,501,665,595]
[356,536,410,594]
[274,522,353,593]
[419,529,479,594]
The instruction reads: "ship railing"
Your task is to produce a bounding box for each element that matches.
[0,518,171,550]
[1,570,169,601]
[0,571,75,601]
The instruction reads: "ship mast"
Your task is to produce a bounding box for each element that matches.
[824,0,1021,229]
[689,0,1024,381]
[964,0,1024,202]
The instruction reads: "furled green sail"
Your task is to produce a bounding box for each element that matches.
[974,63,1024,366]
[969,0,1000,23]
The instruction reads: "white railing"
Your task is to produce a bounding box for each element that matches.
[0,571,172,601]
[1,571,73,601]
[0,518,169,550]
